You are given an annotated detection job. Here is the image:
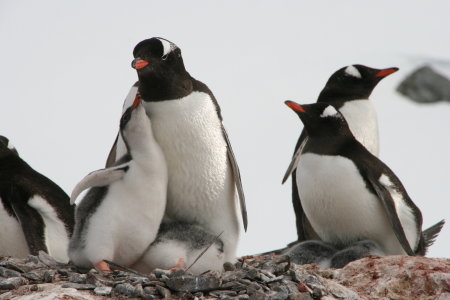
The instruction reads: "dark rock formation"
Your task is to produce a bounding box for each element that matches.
[0,253,449,299]
[397,65,450,103]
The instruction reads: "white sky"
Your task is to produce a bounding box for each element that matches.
[0,1,448,258]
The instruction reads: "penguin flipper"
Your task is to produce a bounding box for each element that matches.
[282,131,308,184]
[70,163,129,205]
[8,188,48,255]
[105,134,119,168]
[222,125,247,231]
[367,175,415,256]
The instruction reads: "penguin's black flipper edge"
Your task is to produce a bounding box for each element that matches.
[105,134,119,168]
[367,175,415,256]
[9,190,48,255]
[282,131,308,184]
[222,125,247,231]
[70,163,129,205]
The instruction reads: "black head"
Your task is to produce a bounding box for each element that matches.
[285,101,352,138]
[0,135,19,156]
[318,64,399,102]
[131,37,193,101]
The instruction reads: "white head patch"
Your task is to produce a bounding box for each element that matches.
[157,38,175,57]
[320,105,339,118]
[7,140,15,151]
[344,65,362,78]
[379,174,393,187]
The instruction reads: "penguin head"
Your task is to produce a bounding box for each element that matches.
[0,135,19,156]
[318,64,399,102]
[285,101,352,137]
[131,37,193,101]
[119,94,150,141]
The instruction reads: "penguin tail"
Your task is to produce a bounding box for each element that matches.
[421,219,445,254]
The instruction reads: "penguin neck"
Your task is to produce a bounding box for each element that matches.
[138,72,193,102]
[122,124,159,163]
[318,87,372,103]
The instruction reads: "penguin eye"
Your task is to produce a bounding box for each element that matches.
[162,54,168,61]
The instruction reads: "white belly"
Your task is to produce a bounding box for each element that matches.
[340,100,379,156]
[296,153,407,254]
[0,198,29,257]
[144,92,239,261]
[28,195,70,263]
[80,160,167,266]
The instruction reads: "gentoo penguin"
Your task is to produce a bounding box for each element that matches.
[0,135,74,262]
[69,95,168,271]
[284,100,444,256]
[106,37,247,263]
[282,65,399,241]
[132,221,225,275]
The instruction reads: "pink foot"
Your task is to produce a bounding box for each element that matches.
[94,260,111,273]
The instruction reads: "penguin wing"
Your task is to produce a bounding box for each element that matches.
[222,125,248,231]
[8,186,48,255]
[282,130,308,184]
[70,163,129,205]
[366,174,415,256]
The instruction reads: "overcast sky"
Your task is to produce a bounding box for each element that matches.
[1,1,448,258]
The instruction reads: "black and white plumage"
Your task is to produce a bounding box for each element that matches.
[284,101,444,256]
[0,136,74,262]
[283,65,399,241]
[132,222,224,275]
[69,96,168,270]
[106,37,247,263]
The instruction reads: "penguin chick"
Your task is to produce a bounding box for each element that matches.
[0,135,74,262]
[69,95,168,271]
[285,101,444,256]
[131,222,225,275]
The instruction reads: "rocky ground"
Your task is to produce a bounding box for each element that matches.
[0,252,449,300]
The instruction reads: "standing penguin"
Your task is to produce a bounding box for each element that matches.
[0,135,74,262]
[284,101,444,256]
[69,95,168,271]
[283,65,398,241]
[106,37,247,264]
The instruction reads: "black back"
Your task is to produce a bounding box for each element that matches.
[0,136,75,253]
[289,102,424,254]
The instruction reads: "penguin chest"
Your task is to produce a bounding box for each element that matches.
[144,92,236,226]
[340,100,379,156]
[0,198,29,257]
[296,154,391,247]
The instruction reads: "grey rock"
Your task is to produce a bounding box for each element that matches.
[0,266,21,278]
[0,277,29,290]
[397,65,450,103]
[269,285,289,300]
[43,269,57,283]
[224,262,236,271]
[114,282,143,297]
[38,250,58,267]
[210,290,238,297]
[22,271,44,281]
[93,286,112,296]
[69,272,87,284]
[61,283,96,290]
[156,284,172,298]
[165,274,221,292]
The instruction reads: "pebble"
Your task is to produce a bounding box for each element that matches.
[43,270,56,283]
[0,266,21,278]
[69,272,87,284]
[0,277,29,290]
[61,283,96,290]
[165,275,221,292]
[93,286,112,296]
[38,251,58,267]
